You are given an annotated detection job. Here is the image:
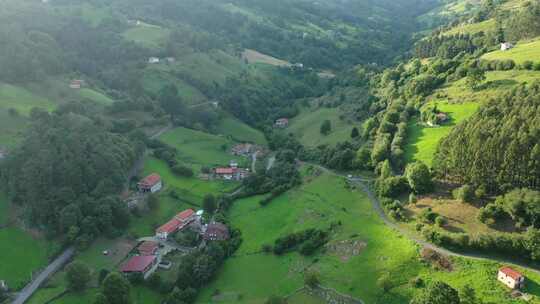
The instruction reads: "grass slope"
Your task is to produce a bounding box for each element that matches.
[142,68,207,105]
[197,171,540,304]
[123,22,170,49]
[216,115,267,145]
[444,18,495,35]
[0,109,28,148]
[288,107,354,147]
[482,38,540,64]
[0,83,55,114]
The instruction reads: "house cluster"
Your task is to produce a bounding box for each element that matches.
[69,79,83,89]
[498,267,525,290]
[274,118,289,128]
[148,57,176,64]
[212,161,250,181]
[138,173,163,193]
[156,209,197,240]
[500,42,514,51]
[231,143,264,157]
[120,245,159,279]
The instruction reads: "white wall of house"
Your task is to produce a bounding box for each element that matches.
[156,231,168,240]
[150,181,162,193]
[498,271,523,289]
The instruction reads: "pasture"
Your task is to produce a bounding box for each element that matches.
[216,115,267,145]
[444,18,495,35]
[404,101,479,166]
[482,38,540,64]
[123,22,170,49]
[242,49,291,67]
[0,83,55,114]
[288,107,354,147]
[197,170,540,303]
[0,108,28,149]
[142,68,208,105]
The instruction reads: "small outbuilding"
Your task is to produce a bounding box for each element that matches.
[120,255,158,279]
[498,267,525,290]
[69,80,83,89]
[148,57,160,64]
[138,173,162,193]
[500,42,514,51]
[274,118,289,128]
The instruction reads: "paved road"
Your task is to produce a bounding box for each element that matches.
[302,162,540,274]
[12,247,75,304]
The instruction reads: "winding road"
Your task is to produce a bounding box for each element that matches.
[303,162,540,275]
[11,247,75,304]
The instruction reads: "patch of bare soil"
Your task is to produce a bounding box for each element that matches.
[421,247,453,271]
[325,239,367,262]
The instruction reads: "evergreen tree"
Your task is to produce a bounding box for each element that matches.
[320,120,332,135]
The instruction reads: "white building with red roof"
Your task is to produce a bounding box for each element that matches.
[498,267,525,289]
[138,173,162,193]
[155,209,195,240]
[275,118,289,128]
[120,255,158,279]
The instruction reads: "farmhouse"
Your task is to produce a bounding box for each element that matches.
[138,241,159,256]
[155,209,196,240]
[148,57,160,64]
[498,267,525,290]
[120,255,158,279]
[203,222,230,241]
[213,167,249,181]
[500,42,514,51]
[69,80,83,89]
[275,118,289,128]
[138,173,162,193]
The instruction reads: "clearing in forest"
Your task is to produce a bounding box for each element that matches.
[242,49,291,67]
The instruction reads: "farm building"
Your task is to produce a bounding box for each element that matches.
[138,241,159,256]
[138,173,162,193]
[498,267,525,289]
[148,57,160,64]
[165,57,176,63]
[69,80,83,89]
[213,167,249,181]
[500,42,514,51]
[203,222,230,241]
[120,255,158,279]
[155,209,196,240]
[275,118,289,128]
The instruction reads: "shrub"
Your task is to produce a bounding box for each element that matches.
[435,216,446,227]
[452,185,474,203]
[534,62,540,71]
[405,161,433,194]
[377,273,392,292]
[522,61,534,70]
[410,277,424,288]
[172,165,194,177]
[409,193,418,204]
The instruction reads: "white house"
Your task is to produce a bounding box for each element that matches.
[500,42,514,51]
[498,267,525,289]
[138,173,162,193]
[148,57,160,64]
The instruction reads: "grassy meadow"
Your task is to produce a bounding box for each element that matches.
[142,68,208,105]
[444,18,495,35]
[482,38,540,64]
[216,115,267,145]
[123,22,170,49]
[0,83,55,114]
[196,171,540,304]
[288,107,355,147]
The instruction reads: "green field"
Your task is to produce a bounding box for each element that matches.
[159,127,236,169]
[482,38,540,64]
[288,107,355,147]
[216,115,267,145]
[404,101,480,166]
[0,83,55,114]
[197,171,540,304]
[78,88,114,104]
[0,226,59,289]
[123,23,170,49]
[142,68,208,105]
[0,192,9,225]
[444,18,495,35]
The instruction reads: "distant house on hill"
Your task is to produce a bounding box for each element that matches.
[203,222,230,241]
[0,280,7,291]
[69,80,83,89]
[498,267,525,289]
[120,255,158,279]
[148,57,160,64]
[155,209,196,240]
[501,42,514,51]
[275,118,289,128]
[0,148,7,160]
[138,173,162,193]
[165,57,176,63]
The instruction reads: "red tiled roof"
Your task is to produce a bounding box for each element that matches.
[139,173,161,187]
[120,255,156,272]
[215,168,235,174]
[138,241,158,256]
[175,209,195,221]
[156,218,182,234]
[500,267,523,280]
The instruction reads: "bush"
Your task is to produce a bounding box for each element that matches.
[435,216,446,227]
[409,193,418,204]
[377,273,392,292]
[452,185,474,203]
[522,61,534,70]
[410,277,424,288]
[534,62,540,71]
[405,161,433,194]
[172,165,194,177]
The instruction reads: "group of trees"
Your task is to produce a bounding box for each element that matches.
[434,83,540,194]
[268,228,329,256]
[0,109,139,243]
[479,188,540,228]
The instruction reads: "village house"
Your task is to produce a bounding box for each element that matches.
[498,267,525,290]
[138,241,159,256]
[231,143,254,156]
[155,209,196,240]
[69,80,83,89]
[120,255,158,279]
[203,222,230,241]
[138,173,162,193]
[165,57,176,63]
[213,166,249,181]
[275,118,289,128]
[501,42,514,51]
[148,57,160,64]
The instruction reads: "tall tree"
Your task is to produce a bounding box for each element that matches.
[102,272,131,304]
[410,281,460,304]
[65,262,91,291]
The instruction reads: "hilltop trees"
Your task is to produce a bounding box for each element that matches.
[434,83,540,193]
